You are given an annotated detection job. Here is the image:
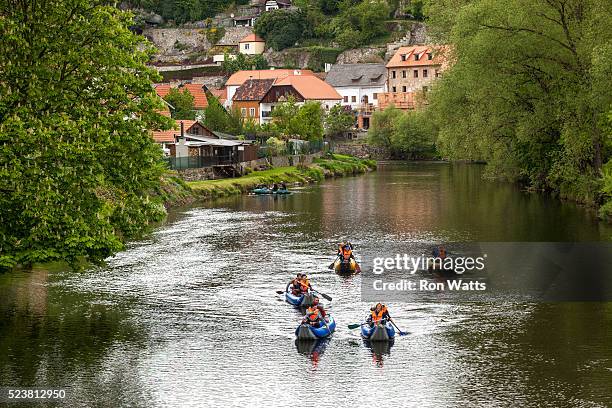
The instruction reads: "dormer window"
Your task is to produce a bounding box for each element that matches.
[414,54,419,61]
[428,53,433,60]
[401,54,406,61]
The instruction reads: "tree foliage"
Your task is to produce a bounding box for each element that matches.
[369,106,435,158]
[325,105,355,137]
[271,97,325,141]
[0,0,173,269]
[164,88,196,119]
[221,52,269,74]
[254,9,309,50]
[126,0,249,24]
[425,0,612,210]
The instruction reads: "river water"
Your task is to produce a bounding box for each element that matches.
[1,163,611,407]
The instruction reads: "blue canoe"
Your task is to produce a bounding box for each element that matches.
[361,321,395,341]
[285,289,315,307]
[252,188,291,195]
[295,316,336,340]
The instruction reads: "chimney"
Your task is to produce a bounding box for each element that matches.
[180,121,184,138]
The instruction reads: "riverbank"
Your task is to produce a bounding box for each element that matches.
[185,154,376,200]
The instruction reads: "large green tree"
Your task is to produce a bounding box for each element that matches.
[0,0,173,269]
[254,9,309,50]
[426,0,612,209]
[325,105,355,137]
[164,88,196,120]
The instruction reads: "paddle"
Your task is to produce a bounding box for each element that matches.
[312,289,332,302]
[327,255,340,270]
[388,319,408,336]
[348,322,368,330]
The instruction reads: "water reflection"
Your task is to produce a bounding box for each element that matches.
[0,163,610,407]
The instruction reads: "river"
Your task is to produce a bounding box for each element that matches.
[1,162,611,407]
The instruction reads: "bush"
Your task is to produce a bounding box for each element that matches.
[254,9,308,50]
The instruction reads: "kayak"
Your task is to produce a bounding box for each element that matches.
[251,188,291,195]
[361,321,395,341]
[285,289,315,308]
[334,258,358,274]
[295,316,336,340]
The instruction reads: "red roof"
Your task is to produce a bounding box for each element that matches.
[226,69,314,86]
[273,75,342,100]
[386,45,448,68]
[239,33,265,43]
[151,120,198,143]
[154,84,209,110]
[209,87,227,105]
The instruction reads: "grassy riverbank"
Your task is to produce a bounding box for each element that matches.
[186,154,376,200]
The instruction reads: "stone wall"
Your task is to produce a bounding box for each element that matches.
[335,47,386,65]
[177,167,215,182]
[332,143,390,159]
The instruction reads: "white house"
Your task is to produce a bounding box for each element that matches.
[325,63,387,109]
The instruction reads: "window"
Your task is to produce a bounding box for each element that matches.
[244,43,250,50]
[249,107,256,117]
[402,70,406,78]
[435,69,440,78]
[373,93,377,100]
[241,108,247,117]
[413,70,419,78]
[401,54,406,61]
[423,86,429,92]
[392,86,397,92]
[402,86,407,92]
[423,69,428,78]
[343,96,348,103]
[428,53,433,60]
[392,71,396,79]
[351,96,356,103]
[414,54,419,61]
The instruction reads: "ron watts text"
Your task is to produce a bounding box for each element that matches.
[373,279,487,291]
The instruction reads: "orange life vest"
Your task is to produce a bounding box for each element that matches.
[342,247,352,259]
[371,305,388,323]
[299,278,310,292]
[307,306,320,321]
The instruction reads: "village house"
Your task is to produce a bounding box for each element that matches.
[230,73,342,124]
[386,45,446,94]
[238,33,266,55]
[151,119,258,168]
[225,69,315,108]
[231,0,292,26]
[325,63,387,129]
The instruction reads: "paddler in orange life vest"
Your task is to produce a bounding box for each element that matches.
[289,273,304,296]
[298,273,312,294]
[366,303,392,327]
[302,297,327,327]
[338,241,355,261]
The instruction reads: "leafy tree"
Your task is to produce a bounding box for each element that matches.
[0,0,173,269]
[202,95,229,132]
[164,88,196,119]
[325,105,355,137]
[368,105,403,149]
[271,97,325,141]
[392,110,437,158]
[221,52,268,74]
[426,0,612,209]
[254,9,308,50]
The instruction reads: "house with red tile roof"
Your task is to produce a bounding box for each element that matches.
[225,69,315,107]
[238,33,265,55]
[386,45,448,94]
[230,72,342,124]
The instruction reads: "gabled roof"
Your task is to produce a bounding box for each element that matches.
[325,63,387,87]
[273,75,342,100]
[151,120,209,143]
[233,79,275,101]
[154,83,209,110]
[386,45,447,68]
[239,33,265,43]
[226,69,314,86]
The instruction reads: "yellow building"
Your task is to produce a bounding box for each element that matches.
[238,33,266,55]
